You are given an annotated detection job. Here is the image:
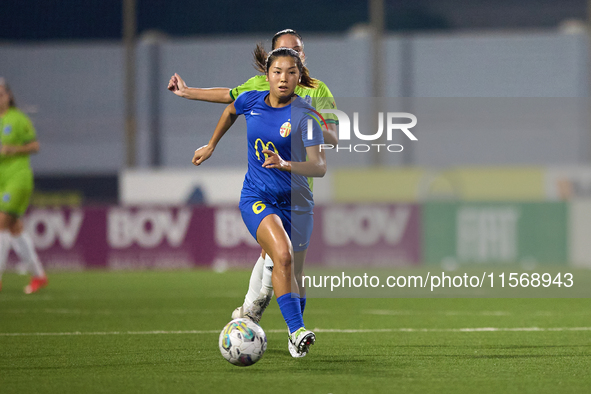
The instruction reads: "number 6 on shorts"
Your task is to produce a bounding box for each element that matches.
[252,201,266,214]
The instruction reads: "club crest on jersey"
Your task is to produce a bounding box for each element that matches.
[3,125,11,135]
[2,193,10,203]
[279,121,291,138]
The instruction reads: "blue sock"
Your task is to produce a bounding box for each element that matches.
[300,296,307,315]
[276,293,304,334]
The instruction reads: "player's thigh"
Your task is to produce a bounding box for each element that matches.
[0,211,18,230]
[240,198,279,240]
[255,214,292,267]
[291,210,314,253]
[9,218,24,235]
[294,249,307,278]
[0,172,33,219]
[239,198,291,263]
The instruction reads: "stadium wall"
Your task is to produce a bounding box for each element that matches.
[4,165,577,270]
[0,30,587,175]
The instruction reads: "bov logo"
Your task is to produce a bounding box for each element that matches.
[306,110,417,153]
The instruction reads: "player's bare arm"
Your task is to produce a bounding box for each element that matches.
[261,145,326,178]
[0,140,40,156]
[323,123,338,146]
[168,73,233,103]
[192,102,238,166]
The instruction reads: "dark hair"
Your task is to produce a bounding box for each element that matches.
[263,47,316,89]
[0,78,16,108]
[271,29,303,50]
[253,45,317,89]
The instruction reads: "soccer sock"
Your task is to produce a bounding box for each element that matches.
[276,293,305,334]
[11,232,45,277]
[300,296,307,316]
[0,231,11,280]
[261,254,274,295]
[244,256,265,307]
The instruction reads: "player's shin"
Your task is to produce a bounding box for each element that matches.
[243,255,265,307]
[0,231,11,280]
[242,255,274,323]
[232,255,265,320]
[277,293,304,334]
[273,259,305,333]
[11,232,45,277]
[261,254,274,296]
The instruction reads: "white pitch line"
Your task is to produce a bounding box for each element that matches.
[314,327,591,333]
[1,327,591,337]
[1,309,219,315]
[365,310,513,316]
[1,308,334,316]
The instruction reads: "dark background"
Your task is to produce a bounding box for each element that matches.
[1,0,587,41]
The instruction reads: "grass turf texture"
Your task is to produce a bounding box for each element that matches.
[1,270,590,394]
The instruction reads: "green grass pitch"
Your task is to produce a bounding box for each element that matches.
[1,270,590,394]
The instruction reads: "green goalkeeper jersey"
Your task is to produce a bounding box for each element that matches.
[230,75,339,125]
[0,107,36,176]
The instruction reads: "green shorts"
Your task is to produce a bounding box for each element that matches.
[0,168,34,217]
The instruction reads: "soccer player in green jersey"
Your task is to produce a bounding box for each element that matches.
[169,30,337,345]
[168,29,338,144]
[0,79,47,294]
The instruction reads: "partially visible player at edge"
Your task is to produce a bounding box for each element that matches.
[0,78,47,294]
[191,48,326,356]
[168,29,337,328]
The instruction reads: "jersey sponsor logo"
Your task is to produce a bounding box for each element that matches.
[254,138,278,161]
[2,193,10,203]
[279,121,291,138]
[250,110,261,115]
[3,125,11,135]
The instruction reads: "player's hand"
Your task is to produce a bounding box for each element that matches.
[262,150,291,172]
[192,144,214,166]
[168,73,188,97]
[0,144,18,156]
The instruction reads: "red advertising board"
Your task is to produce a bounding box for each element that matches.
[8,204,421,270]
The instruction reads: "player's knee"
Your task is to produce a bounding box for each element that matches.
[0,213,14,230]
[272,248,292,270]
[9,219,23,235]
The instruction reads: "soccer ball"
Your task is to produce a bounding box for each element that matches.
[219,318,267,366]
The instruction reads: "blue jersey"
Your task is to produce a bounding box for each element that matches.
[234,90,324,212]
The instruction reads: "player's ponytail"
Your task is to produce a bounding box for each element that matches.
[253,43,268,74]
[299,66,316,89]
[264,47,317,89]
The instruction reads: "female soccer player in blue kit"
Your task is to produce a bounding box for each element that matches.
[191,48,326,357]
[170,30,337,347]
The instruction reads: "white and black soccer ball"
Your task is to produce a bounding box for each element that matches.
[219,318,267,366]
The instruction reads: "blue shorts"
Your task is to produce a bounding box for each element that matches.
[239,196,314,253]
